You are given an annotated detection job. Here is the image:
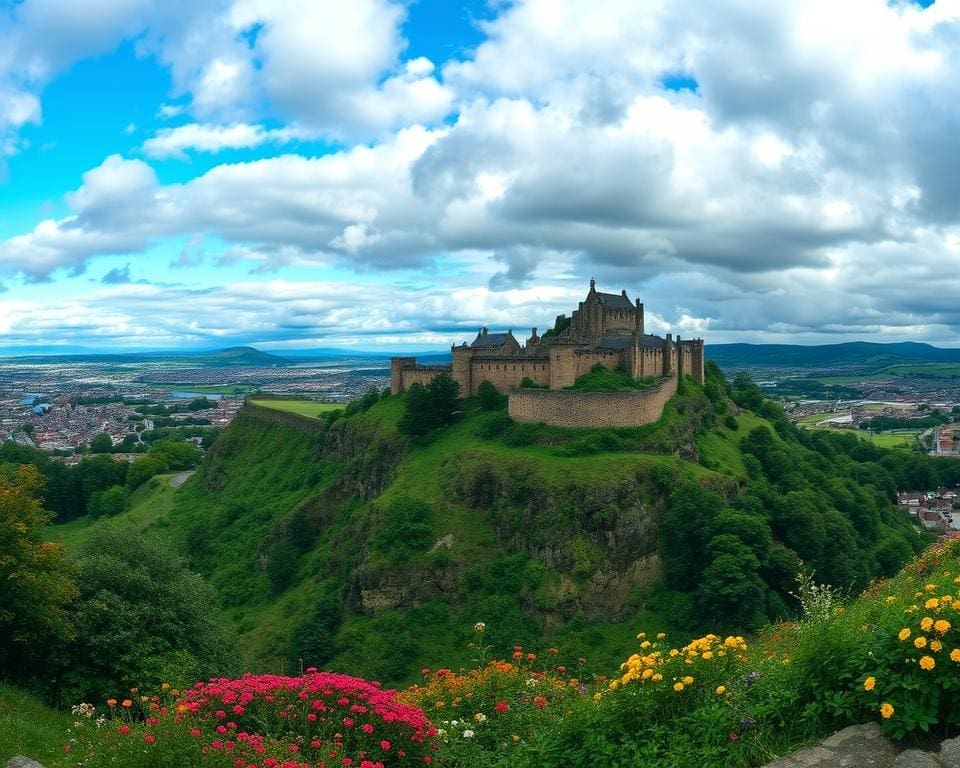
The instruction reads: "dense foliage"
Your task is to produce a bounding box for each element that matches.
[399,373,463,436]
[52,523,237,705]
[0,465,77,681]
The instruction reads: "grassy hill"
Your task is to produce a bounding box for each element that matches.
[707,340,960,370]
[46,365,935,691]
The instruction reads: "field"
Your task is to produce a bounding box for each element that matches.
[247,398,344,418]
[0,684,71,768]
[795,414,922,450]
[151,383,259,395]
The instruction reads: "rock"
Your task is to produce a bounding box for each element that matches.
[941,737,960,768]
[762,723,898,768]
[894,751,940,768]
[6,757,46,768]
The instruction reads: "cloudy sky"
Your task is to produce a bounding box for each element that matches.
[0,0,957,352]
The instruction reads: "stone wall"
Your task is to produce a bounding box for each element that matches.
[396,365,452,393]
[470,357,550,395]
[508,375,678,428]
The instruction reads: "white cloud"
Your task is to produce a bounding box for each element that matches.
[141,122,315,159]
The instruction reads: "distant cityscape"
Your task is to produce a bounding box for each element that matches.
[0,355,390,456]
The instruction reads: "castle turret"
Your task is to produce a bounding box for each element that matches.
[636,299,644,336]
[663,333,673,377]
[390,357,416,395]
[452,345,473,397]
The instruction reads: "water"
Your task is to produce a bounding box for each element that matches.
[169,391,222,400]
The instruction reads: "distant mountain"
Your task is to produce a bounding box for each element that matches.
[706,341,960,370]
[0,345,292,367]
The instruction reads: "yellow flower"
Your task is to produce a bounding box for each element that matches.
[931,640,944,652]
[864,676,876,692]
[702,651,714,660]
[898,628,911,641]
[919,655,936,671]
[935,619,951,634]
[656,632,666,640]
[673,682,684,692]
[925,583,937,592]
[652,673,663,682]
[951,648,960,663]
[637,632,646,640]
[884,596,896,604]
[682,676,694,685]
[921,617,934,631]
[716,686,726,695]
[914,636,928,649]
[925,598,940,610]
[881,702,895,719]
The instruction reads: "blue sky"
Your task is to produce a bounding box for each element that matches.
[1,0,960,352]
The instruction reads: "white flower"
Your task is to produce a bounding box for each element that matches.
[474,622,486,633]
[525,678,539,687]
[462,729,475,738]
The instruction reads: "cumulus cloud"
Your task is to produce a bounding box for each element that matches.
[7,0,960,344]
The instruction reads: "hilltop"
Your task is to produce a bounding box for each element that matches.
[707,340,960,370]
[45,363,942,688]
[0,345,291,367]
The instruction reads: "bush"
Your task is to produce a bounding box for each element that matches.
[477,380,508,411]
[87,485,128,519]
[266,539,299,594]
[54,523,236,704]
[67,672,437,768]
[374,496,434,560]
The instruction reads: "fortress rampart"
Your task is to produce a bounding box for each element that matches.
[389,280,706,427]
[507,375,679,428]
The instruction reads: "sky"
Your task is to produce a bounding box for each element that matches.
[0,0,958,353]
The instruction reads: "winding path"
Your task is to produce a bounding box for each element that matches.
[169,470,196,488]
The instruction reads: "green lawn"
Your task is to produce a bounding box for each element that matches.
[249,398,345,418]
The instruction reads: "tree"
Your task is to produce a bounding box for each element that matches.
[477,380,507,411]
[695,536,768,631]
[21,423,33,435]
[55,523,236,703]
[89,432,113,453]
[148,439,201,470]
[74,455,128,514]
[0,465,78,681]
[126,453,169,491]
[428,371,463,425]
[87,485,128,519]
[730,371,763,411]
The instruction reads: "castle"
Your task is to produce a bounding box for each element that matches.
[390,281,705,428]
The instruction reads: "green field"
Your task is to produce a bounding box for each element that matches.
[248,398,344,418]
[879,362,960,377]
[795,417,922,450]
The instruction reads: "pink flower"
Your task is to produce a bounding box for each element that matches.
[380,740,391,750]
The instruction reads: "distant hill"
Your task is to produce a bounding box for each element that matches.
[0,345,292,367]
[706,341,960,370]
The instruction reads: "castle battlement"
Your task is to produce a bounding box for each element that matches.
[390,281,705,427]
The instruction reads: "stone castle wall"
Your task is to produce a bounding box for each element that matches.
[469,358,550,395]
[507,374,679,428]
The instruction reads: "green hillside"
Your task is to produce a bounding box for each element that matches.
[45,364,939,690]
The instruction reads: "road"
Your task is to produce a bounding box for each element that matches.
[169,470,196,487]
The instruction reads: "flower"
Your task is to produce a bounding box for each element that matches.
[682,676,694,685]
[935,619,951,634]
[121,699,132,708]
[673,682,685,692]
[534,696,547,709]
[473,622,485,633]
[864,677,876,692]
[495,700,508,713]
[914,636,928,649]
[880,702,895,719]
[898,628,911,641]
[921,617,934,632]
[919,655,936,671]
[716,686,726,695]
[462,729,475,738]
[951,648,960,663]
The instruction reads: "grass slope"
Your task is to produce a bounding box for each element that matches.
[0,683,72,767]
[248,398,344,418]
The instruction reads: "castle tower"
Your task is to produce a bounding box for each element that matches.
[452,345,474,396]
[690,339,705,385]
[663,334,673,377]
[390,357,416,395]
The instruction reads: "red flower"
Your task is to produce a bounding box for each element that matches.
[495,700,508,713]
[144,734,155,745]
[118,724,131,735]
[534,696,547,709]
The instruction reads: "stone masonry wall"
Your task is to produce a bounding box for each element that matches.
[470,358,550,395]
[398,366,451,392]
[508,375,678,428]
